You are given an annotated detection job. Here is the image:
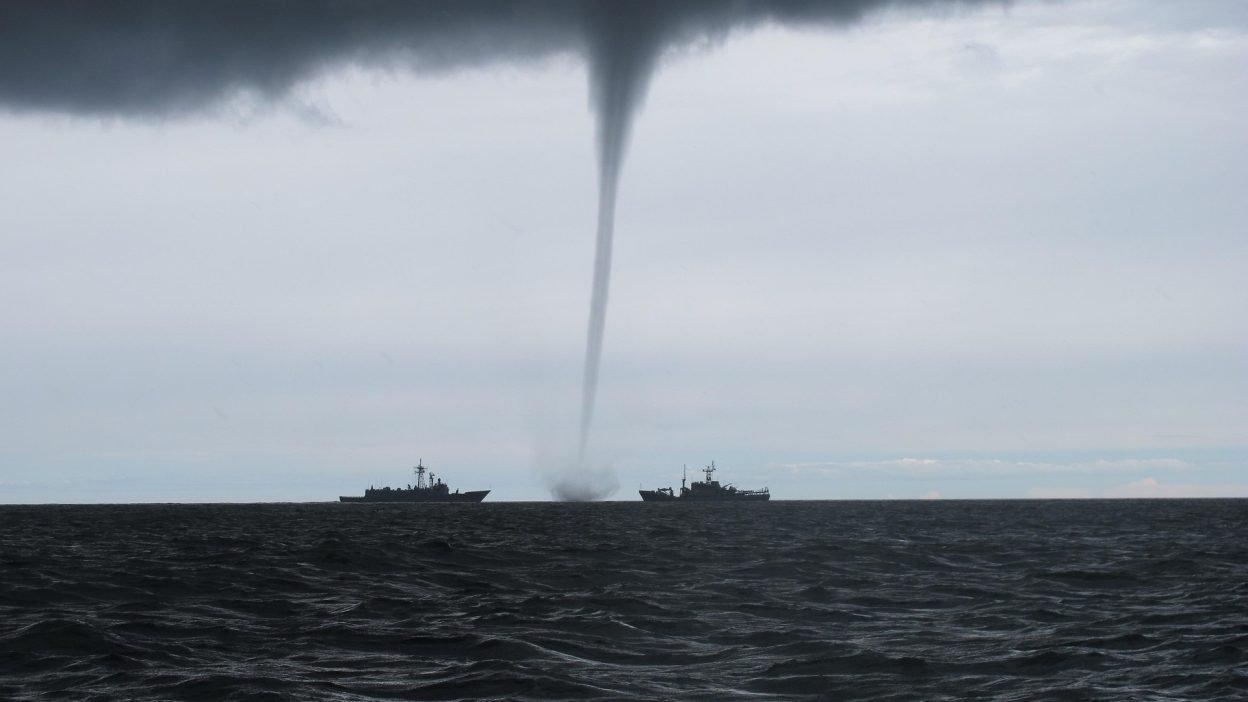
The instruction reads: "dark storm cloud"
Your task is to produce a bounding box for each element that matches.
[0,0,998,117]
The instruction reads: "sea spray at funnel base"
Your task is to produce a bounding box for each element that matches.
[549,462,620,502]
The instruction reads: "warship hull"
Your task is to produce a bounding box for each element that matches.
[638,489,769,502]
[340,489,489,503]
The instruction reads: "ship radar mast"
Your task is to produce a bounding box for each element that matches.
[703,461,716,483]
[414,459,429,489]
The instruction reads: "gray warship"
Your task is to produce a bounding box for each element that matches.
[639,463,770,502]
[340,461,489,503]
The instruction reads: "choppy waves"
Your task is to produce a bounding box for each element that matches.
[2,500,1246,700]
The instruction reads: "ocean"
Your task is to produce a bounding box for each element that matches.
[2,499,1245,700]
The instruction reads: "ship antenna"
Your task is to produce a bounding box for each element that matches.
[682,464,687,490]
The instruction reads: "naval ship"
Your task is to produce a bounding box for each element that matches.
[340,461,489,503]
[639,462,770,502]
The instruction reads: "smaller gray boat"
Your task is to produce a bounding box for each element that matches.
[340,461,489,503]
[639,462,770,502]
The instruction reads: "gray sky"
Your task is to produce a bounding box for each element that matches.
[2,0,1246,502]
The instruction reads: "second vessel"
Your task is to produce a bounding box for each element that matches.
[639,463,770,502]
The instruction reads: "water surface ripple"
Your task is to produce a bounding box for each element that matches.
[2,500,1245,700]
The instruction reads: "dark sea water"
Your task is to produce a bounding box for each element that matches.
[2,500,1245,701]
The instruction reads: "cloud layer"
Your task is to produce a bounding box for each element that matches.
[0,1,1004,117]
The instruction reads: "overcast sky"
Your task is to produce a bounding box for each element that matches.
[2,0,1245,502]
